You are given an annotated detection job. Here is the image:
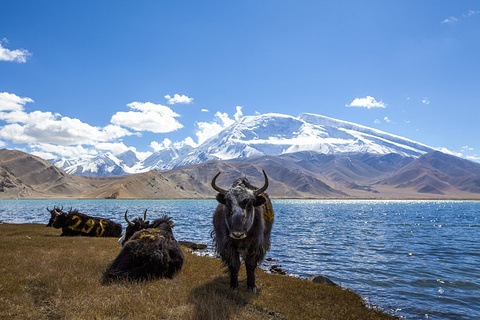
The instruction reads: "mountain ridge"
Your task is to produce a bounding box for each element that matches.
[1,149,480,200]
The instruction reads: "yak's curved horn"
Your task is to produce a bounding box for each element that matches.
[143,209,148,221]
[124,210,134,227]
[53,208,62,216]
[47,207,51,212]
[255,170,269,195]
[211,172,227,195]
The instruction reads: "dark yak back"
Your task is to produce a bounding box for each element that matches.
[103,215,185,282]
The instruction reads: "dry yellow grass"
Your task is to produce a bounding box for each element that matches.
[0,223,394,320]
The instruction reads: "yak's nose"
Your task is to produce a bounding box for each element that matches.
[230,231,246,239]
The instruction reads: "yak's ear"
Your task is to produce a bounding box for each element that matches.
[254,195,266,207]
[216,193,226,204]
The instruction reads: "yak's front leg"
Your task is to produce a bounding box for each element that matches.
[228,256,241,290]
[245,260,257,293]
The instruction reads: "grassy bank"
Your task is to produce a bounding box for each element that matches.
[0,223,394,320]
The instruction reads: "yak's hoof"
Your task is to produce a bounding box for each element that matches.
[247,286,257,294]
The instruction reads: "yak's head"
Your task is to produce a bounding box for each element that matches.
[212,170,268,240]
[119,209,149,246]
[150,216,175,234]
[50,207,68,229]
[46,206,63,227]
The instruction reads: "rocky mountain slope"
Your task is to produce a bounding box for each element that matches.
[2,149,480,200]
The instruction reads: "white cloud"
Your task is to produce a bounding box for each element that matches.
[173,136,197,149]
[463,10,480,18]
[95,142,131,154]
[374,119,381,124]
[422,98,430,105]
[29,142,152,161]
[0,92,134,146]
[346,96,387,109]
[201,108,209,112]
[29,143,97,159]
[0,111,132,145]
[442,16,458,24]
[165,94,194,105]
[384,116,392,123]
[0,39,31,63]
[195,119,225,145]
[0,92,34,111]
[150,138,172,151]
[111,101,183,133]
[150,136,197,151]
[195,107,242,145]
[442,10,479,24]
[234,106,243,120]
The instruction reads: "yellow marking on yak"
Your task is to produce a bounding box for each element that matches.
[133,228,164,241]
[96,219,106,237]
[81,218,95,234]
[260,194,274,222]
[68,215,82,231]
[68,215,107,236]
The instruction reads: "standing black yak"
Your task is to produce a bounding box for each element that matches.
[51,208,122,237]
[211,170,274,293]
[103,211,185,281]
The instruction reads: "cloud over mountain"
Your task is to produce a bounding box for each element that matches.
[346,96,387,109]
[111,101,183,133]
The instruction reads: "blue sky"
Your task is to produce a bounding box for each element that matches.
[1,1,479,162]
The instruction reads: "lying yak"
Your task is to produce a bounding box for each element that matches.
[103,211,185,281]
[211,170,274,293]
[51,208,122,237]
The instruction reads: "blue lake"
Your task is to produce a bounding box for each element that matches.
[1,199,479,319]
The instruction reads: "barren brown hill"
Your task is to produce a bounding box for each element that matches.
[1,148,480,200]
[0,149,96,198]
[376,151,480,197]
[80,170,197,199]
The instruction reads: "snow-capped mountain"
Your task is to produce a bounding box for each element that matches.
[53,112,437,176]
[55,153,130,176]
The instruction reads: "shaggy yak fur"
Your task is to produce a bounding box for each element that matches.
[211,170,274,293]
[103,212,185,282]
[51,208,122,237]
